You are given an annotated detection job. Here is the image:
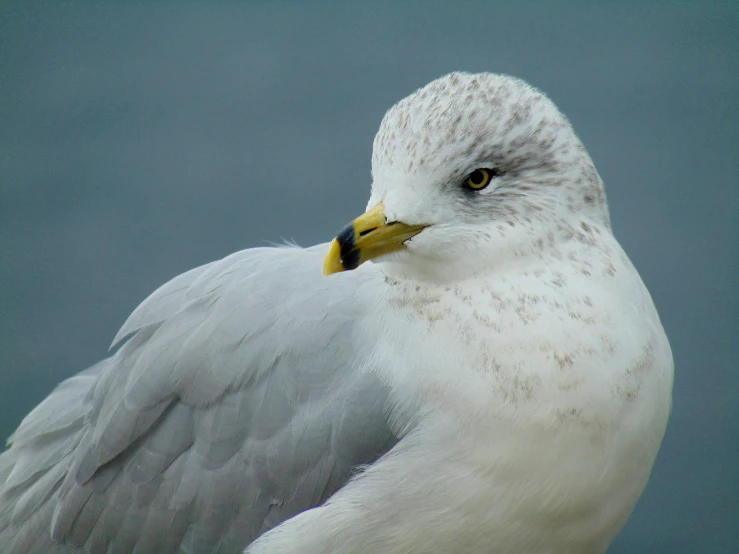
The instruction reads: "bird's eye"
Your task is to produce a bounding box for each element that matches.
[464,168,497,191]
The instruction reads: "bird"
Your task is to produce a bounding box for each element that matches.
[0,72,673,553]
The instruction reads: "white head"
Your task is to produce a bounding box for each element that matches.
[324,72,609,283]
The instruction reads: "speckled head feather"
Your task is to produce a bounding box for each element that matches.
[370,72,610,229]
[364,72,612,282]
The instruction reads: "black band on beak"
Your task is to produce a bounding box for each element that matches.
[336,224,361,271]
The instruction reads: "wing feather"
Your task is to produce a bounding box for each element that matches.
[0,245,397,553]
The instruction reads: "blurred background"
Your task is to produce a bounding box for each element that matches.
[0,1,735,552]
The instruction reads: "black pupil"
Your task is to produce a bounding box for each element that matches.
[471,170,484,185]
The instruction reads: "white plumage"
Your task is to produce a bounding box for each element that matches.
[0,72,673,553]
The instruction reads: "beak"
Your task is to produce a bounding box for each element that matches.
[323,202,427,276]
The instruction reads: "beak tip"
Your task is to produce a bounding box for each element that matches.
[322,239,344,277]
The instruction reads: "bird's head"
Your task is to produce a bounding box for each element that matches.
[324,72,609,282]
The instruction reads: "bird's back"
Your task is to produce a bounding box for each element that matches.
[0,245,397,553]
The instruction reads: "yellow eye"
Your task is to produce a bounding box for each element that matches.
[465,168,495,190]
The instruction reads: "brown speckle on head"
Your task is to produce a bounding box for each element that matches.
[366,72,615,283]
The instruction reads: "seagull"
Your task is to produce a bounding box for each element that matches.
[0,72,673,553]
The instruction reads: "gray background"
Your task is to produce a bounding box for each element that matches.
[0,1,736,552]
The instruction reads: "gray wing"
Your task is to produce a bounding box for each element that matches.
[0,245,397,553]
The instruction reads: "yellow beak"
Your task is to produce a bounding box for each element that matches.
[323,202,427,276]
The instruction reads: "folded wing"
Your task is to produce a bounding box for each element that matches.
[0,245,397,553]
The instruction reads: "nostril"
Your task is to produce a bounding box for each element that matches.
[359,227,378,237]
